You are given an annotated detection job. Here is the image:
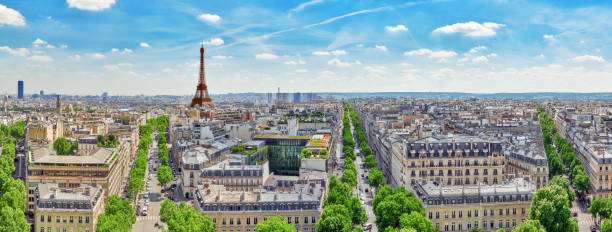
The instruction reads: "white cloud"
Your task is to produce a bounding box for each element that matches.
[255,53,278,60]
[32,38,47,46]
[290,0,323,13]
[404,49,457,58]
[212,55,232,60]
[298,59,306,64]
[118,62,132,67]
[471,56,489,63]
[433,21,505,37]
[487,53,498,58]
[69,54,81,60]
[469,46,487,53]
[111,48,119,52]
[543,34,555,42]
[572,55,604,63]
[328,58,359,67]
[375,45,388,52]
[46,44,55,48]
[364,65,387,74]
[0,3,26,26]
[320,70,335,75]
[0,46,30,56]
[103,65,119,71]
[91,53,106,59]
[162,68,173,73]
[284,60,297,65]
[203,38,224,46]
[331,50,346,56]
[437,58,448,63]
[312,51,331,56]
[122,48,132,54]
[27,55,54,62]
[198,13,221,23]
[140,42,150,48]
[295,69,308,73]
[313,50,345,56]
[385,24,408,33]
[66,0,116,11]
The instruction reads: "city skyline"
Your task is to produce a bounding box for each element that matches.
[1,0,611,95]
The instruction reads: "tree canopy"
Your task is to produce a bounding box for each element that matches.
[96,195,136,232]
[529,184,578,232]
[160,199,215,232]
[255,216,296,232]
[512,220,546,232]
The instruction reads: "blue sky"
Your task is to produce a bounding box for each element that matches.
[0,0,610,95]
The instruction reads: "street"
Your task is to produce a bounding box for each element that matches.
[348,111,378,232]
[132,133,164,232]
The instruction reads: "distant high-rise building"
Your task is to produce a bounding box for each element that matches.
[17,80,24,99]
[266,93,273,104]
[56,95,62,115]
[102,92,108,102]
[293,92,301,103]
[40,90,44,98]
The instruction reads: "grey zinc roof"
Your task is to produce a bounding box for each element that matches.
[31,147,115,165]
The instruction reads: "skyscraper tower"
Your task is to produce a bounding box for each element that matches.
[56,95,62,115]
[190,44,214,108]
[3,93,7,115]
[17,80,24,99]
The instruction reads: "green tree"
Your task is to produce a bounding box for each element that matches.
[157,166,174,189]
[602,219,612,232]
[399,211,436,232]
[589,197,612,219]
[574,171,590,192]
[316,204,352,232]
[529,184,578,232]
[69,141,79,154]
[365,155,377,169]
[469,226,484,232]
[347,197,368,225]
[342,169,357,187]
[368,168,385,189]
[0,179,26,212]
[512,220,546,232]
[255,216,296,232]
[549,176,575,206]
[0,206,29,232]
[96,195,136,232]
[53,137,71,155]
[301,148,313,159]
[160,200,215,232]
[373,186,425,230]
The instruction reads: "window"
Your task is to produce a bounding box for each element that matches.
[499,209,503,216]
[85,216,89,224]
[79,216,82,224]
[305,217,308,224]
[48,216,51,222]
[499,220,503,228]
[287,217,290,224]
[490,209,494,216]
[237,218,241,225]
[312,216,316,223]
[513,208,516,215]
[70,216,73,223]
[436,212,440,219]
[483,221,487,229]
[41,215,44,222]
[475,210,479,217]
[522,208,526,215]
[295,217,298,224]
[429,212,433,219]
[254,218,258,224]
[506,208,510,215]
[40,227,44,232]
[459,211,462,218]
[230,218,234,225]
[56,216,60,223]
[247,217,250,225]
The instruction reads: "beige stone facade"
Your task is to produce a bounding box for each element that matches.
[404,136,506,187]
[34,184,104,232]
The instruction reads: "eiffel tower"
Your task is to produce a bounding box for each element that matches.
[190,44,214,108]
